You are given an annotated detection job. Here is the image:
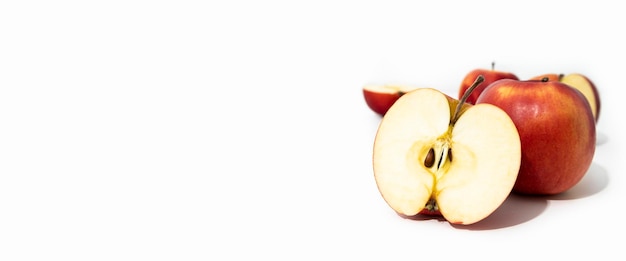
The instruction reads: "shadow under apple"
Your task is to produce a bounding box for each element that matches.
[398,193,549,229]
[398,212,447,223]
[453,193,548,230]
[454,162,608,230]
[596,131,608,146]
[542,162,608,200]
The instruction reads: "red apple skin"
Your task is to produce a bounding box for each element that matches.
[475,79,596,195]
[458,68,519,105]
[363,90,403,116]
[528,73,561,82]
[530,73,601,123]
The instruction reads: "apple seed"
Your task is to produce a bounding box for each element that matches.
[424,148,435,168]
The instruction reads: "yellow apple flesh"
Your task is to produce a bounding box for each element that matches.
[373,87,521,225]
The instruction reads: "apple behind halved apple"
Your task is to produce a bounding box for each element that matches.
[373,77,521,225]
[458,62,519,105]
[476,78,596,195]
[363,84,419,116]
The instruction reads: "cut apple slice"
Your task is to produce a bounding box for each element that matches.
[372,80,521,225]
[363,84,420,116]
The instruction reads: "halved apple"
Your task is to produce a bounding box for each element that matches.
[363,84,419,116]
[372,76,521,225]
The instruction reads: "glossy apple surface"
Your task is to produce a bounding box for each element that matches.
[476,79,596,195]
[529,73,601,123]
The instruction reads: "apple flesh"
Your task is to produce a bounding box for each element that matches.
[363,84,419,116]
[373,77,521,225]
[476,78,596,195]
[530,73,601,123]
[458,63,519,105]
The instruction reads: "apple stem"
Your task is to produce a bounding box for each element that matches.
[451,75,484,125]
[491,61,495,70]
[558,73,564,81]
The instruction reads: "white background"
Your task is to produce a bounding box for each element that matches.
[1,0,623,260]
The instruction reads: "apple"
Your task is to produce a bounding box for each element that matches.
[530,73,601,123]
[373,75,521,225]
[458,62,519,105]
[363,84,419,116]
[475,78,596,195]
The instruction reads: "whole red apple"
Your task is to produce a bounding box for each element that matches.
[475,78,596,195]
[458,62,519,105]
